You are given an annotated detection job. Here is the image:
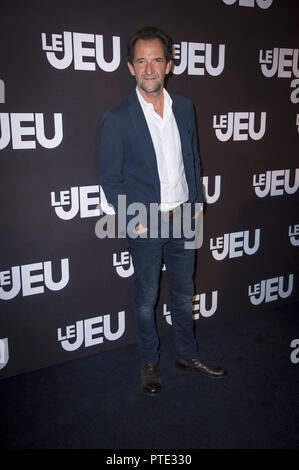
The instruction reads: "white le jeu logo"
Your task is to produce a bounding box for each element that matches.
[0,259,69,300]
[259,48,299,78]
[289,225,299,247]
[248,274,294,305]
[51,185,102,219]
[163,291,218,325]
[296,114,299,131]
[113,251,166,277]
[202,176,221,204]
[0,113,63,150]
[173,42,225,76]
[41,32,120,71]
[253,169,299,197]
[0,338,9,369]
[192,292,218,319]
[210,229,260,260]
[113,251,134,278]
[213,112,266,141]
[0,79,4,103]
[222,0,273,8]
[57,312,125,351]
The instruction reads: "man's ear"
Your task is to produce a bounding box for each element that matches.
[165,59,172,76]
[127,62,135,76]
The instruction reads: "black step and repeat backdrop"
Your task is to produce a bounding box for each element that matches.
[0,0,298,379]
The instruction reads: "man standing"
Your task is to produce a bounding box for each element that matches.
[100,27,227,395]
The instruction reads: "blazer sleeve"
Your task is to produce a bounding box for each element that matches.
[99,110,125,215]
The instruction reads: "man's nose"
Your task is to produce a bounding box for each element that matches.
[145,62,154,75]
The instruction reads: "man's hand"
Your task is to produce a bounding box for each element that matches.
[192,209,201,219]
[133,223,148,234]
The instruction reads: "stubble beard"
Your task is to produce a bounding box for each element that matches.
[139,76,164,96]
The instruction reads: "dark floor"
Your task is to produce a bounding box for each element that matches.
[1,302,299,450]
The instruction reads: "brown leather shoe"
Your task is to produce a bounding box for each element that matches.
[140,363,161,395]
[175,357,228,379]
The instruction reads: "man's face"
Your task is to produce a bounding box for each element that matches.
[128,38,171,96]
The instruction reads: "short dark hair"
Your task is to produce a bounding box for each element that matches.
[127,26,173,65]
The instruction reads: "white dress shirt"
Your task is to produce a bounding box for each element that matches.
[136,87,189,212]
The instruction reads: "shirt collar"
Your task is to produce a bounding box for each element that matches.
[136,86,173,117]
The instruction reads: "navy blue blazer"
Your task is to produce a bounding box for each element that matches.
[99,89,204,220]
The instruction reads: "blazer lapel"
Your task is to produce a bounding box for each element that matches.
[171,96,191,159]
[171,94,195,196]
[127,90,160,188]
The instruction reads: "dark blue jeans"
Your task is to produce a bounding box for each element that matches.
[127,210,198,364]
